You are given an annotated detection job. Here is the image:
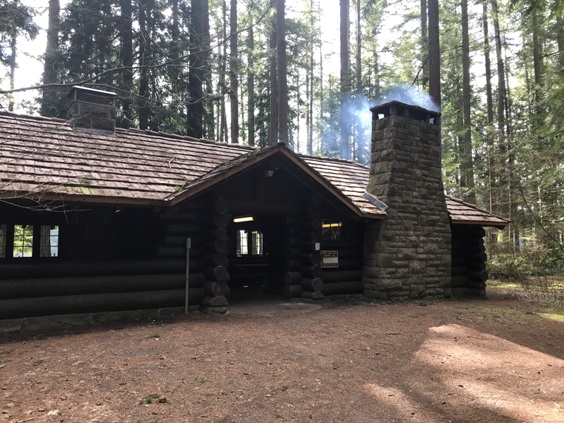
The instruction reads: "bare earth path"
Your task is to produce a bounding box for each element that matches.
[1,291,563,423]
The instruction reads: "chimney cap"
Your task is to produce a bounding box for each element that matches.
[370,100,440,117]
[68,86,117,99]
[371,100,441,124]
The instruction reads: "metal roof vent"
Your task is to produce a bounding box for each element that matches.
[67,86,117,133]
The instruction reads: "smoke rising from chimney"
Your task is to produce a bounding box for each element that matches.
[322,84,438,162]
[374,84,440,113]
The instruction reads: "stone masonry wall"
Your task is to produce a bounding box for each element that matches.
[363,106,452,299]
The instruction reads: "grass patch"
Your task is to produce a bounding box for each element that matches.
[140,393,161,404]
[144,333,160,339]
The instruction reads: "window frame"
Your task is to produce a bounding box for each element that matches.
[0,223,61,260]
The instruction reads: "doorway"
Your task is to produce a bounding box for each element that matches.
[228,214,286,299]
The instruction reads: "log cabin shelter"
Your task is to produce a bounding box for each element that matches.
[0,87,509,319]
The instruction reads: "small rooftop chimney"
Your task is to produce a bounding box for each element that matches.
[362,100,451,299]
[67,86,117,133]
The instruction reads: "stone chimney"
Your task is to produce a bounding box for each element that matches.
[67,86,117,133]
[362,101,451,299]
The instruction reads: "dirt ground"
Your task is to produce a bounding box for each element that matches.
[1,288,563,423]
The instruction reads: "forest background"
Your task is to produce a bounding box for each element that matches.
[0,0,563,276]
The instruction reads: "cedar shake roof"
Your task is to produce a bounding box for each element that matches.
[0,111,509,227]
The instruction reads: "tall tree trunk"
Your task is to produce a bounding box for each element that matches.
[482,0,495,213]
[557,14,564,71]
[8,33,16,112]
[307,0,315,155]
[340,0,351,159]
[138,0,151,130]
[531,8,543,112]
[269,20,278,146]
[355,0,362,93]
[491,0,507,138]
[420,0,428,89]
[119,0,133,124]
[229,0,239,144]
[427,0,440,107]
[491,0,511,247]
[203,1,214,139]
[247,23,255,146]
[187,0,206,137]
[460,0,475,203]
[42,0,60,117]
[277,0,289,146]
[220,0,228,142]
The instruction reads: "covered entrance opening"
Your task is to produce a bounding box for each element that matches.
[228,214,287,300]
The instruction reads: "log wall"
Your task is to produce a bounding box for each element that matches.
[320,223,364,297]
[451,225,488,297]
[0,201,210,319]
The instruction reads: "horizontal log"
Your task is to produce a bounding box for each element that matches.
[214,198,229,215]
[304,219,321,231]
[301,290,324,300]
[301,277,323,291]
[302,231,320,242]
[320,240,360,249]
[309,194,323,207]
[204,281,230,298]
[334,249,362,259]
[301,252,321,266]
[202,295,228,307]
[160,211,201,221]
[212,214,230,229]
[289,247,303,258]
[335,257,363,270]
[468,270,488,282]
[213,228,228,242]
[206,253,228,267]
[157,246,185,258]
[164,235,189,246]
[167,223,204,234]
[0,260,186,280]
[451,266,468,276]
[321,281,364,296]
[307,207,321,219]
[467,262,487,272]
[321,270,362,283]
[283,284,303,299]
[208,241,228,255]
[283,271,302,285]
[285,259,302,271]
[0,288,205,319]
[0,273,206,299]
[204,266,230,283]
[451,275,470,288]
[301,265,322,278]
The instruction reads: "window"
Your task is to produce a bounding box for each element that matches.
[236,229,264,256]
[322,221,342,240]
[13,225,34,258]
[237,229,249,256]
[40,225,59,257]
[0,224,60,259]
[0,225,6,258]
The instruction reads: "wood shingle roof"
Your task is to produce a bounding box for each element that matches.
[0,111,508,227]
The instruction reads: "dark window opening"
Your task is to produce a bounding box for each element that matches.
[237,229,264,257]
[322,220,342,240]
[0,224,6,258]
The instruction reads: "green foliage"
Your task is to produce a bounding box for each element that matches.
[0,0,38,66]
